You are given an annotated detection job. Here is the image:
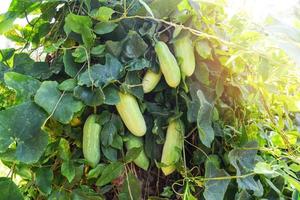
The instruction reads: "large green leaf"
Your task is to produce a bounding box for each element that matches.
[0,177,23,200]
[94,22,118,35]
[74,86,105,106]
[61,160,76,183]
[34,81,84,124]
[203,156,230,200]
[101,146,118,161]
[87,164,106,179]
[35,167,53,195]
[58,138,71,160]
[4,72,41,104]
[78,54,123,87]
[123,71,144,100]
[100,122,117,146]
[228,141,263,196]
[96,162,124,186]
[119,172,142,200]
[196,90,215,147]
[64,13,94,47]
[92,7,115,22]
[64,13,92,34]
[0,102,48,163]
[126,58,151,71]
[0,48,15,62]
[123,147,142,164]
[102,84,120,105]
[63,50,82,77]
[122,31,148,59]
[13,53,60,79]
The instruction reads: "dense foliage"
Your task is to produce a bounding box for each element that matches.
[0,0,300,199]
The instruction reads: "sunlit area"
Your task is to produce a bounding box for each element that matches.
[0,0,300,199]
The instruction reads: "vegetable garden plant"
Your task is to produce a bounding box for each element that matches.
[0,0,300,199]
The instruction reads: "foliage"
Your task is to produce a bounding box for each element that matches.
[0,0,300,199]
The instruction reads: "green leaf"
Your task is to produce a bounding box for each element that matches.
[0,177,23,200]
[74,86,105,106]
[101,122,117,146]
[160,186,174,198]
[203,156,230,200]
[0,48,15,61]
[126,58,151,71]
[58,138,71,160]
[0,102,48,163]
[183,183,197,200]
[72,47,88,63]
[92,7,115,22]
[123,71,144,100]
[119,172,142,200]
[111,134,123,150]
[254,162,275,175]
[63,49,82,77]
[111,114,125,134]
[290,164,300,172]
[97,111,112,125]
[194,63,210,85]
[81,27,95,48]
[101,146,118,161]
[35,167,53,195]
[180,88,199,124]
[78,54,123,87]
[96,162,124,187]
[138,0,155,17]
[45,38,65,53]
[196,90,215,147]
[34,81,84,124]
[0,13,16,34]
[284,173,300,192]
[124,147,142,164]
[0,63,10,80]
[64,13,94,47]
[235,190,251,200]
[64,13,92,34]
[87,164,106,179]
[4,72,41,104]
[228,141,263,196]
[58,79,77,92]
[91,44,106,56]
[61,160,76,183]
[195,40,212,59]
[215,78,224,98]
[94,22,118,35]
[105,40,123,57]
[102,84,120,105]
[123,31,148,59]
[13,53,56,79]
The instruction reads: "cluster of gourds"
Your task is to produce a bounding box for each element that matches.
[82,34,195,176]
